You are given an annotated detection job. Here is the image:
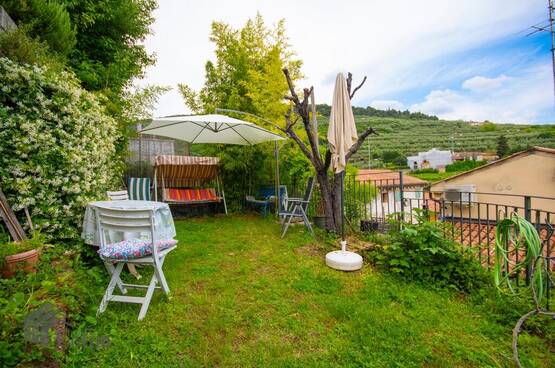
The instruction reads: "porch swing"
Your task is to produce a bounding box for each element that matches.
[153,155,227,216]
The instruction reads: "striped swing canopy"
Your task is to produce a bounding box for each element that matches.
[154,155,220,188]
[154,155,225,210]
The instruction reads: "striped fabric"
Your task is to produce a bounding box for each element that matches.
[155,155,220,187]
[163,188,219,203]
[128,178,152,201]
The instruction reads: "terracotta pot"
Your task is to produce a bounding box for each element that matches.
[2,248,41,278]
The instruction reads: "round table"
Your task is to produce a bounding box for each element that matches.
[81,200,176,246]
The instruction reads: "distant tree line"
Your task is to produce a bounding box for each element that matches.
[316,104,438,120]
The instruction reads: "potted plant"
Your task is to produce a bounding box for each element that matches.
[312,188,327,229]
[0,233,44,278]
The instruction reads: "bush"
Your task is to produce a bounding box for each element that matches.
[0,58,120,240]
[364,214,489,293]
[0,28,63,70]
[480,122,497,132]
[445,159,486,173]
[410,168,438,174]
[0,243,106,367]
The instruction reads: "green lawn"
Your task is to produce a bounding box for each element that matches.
[65,216,553,367]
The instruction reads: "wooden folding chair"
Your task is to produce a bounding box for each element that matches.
[95,204,177,320]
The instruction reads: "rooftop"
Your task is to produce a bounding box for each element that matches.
[357,169,428,187]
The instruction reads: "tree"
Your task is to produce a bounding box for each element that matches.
[62,0,157,96]
[1,0,158,162]
[178,14,308,206]
[381,150,406,166]
[280,69,376,232]
[2,0,76,56]
[496,135,509,158]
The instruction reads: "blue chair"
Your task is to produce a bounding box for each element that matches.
[246,185,288,217]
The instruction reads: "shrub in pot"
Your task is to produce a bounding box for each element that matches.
[0,234,45,278]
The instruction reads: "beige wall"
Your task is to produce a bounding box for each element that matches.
[431,151,555,222]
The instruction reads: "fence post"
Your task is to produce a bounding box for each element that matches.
[399,171,404,222]
[524,196,532,285]
[423,187,430,221]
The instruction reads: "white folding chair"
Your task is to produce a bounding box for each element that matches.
[95,205,177,320]
[106,190,140,279]
[106,190,130,201]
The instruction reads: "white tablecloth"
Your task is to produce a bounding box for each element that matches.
[81,200,176,246]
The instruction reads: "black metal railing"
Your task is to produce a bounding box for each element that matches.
[284,173,555,296]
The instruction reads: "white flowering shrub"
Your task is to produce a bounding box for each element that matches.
[0,58,120,240]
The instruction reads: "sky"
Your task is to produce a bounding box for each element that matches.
[137,0,555,124]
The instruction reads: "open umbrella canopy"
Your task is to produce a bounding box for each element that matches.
[327,74,358,173]
[139,114,285,146]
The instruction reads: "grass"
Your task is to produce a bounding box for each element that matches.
[65,215,554,367]
[409,170,463,183]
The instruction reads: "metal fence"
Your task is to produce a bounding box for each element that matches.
[282,172,555,304]
[286,172,555,274]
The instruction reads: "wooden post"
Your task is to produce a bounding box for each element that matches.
[310,89,318,146]
[0,189,26,242]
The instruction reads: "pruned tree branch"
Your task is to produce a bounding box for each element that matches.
[346,72,353,96]
[280,108,314,163]
[283,68,300,105]
[346,126,378,161]
[345,72,367,99]
[350,76,367,99]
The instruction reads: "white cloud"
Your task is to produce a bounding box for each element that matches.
[462,74,510,91]
[410,64,553,123]
[410,90,463,115]
[136,0,548,120]
[370,100,404,111]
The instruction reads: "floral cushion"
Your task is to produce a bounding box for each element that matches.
[98,238,178,260]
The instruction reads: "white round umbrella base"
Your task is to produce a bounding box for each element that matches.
[325,251,363,271]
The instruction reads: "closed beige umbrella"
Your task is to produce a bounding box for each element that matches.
[327,73,358,173]
[325,73,363,271]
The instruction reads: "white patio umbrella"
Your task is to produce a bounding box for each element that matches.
[139,114,284,145]
[325,74,363,271]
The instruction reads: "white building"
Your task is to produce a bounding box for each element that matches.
[407,148,453,170]
[356,169,428,220]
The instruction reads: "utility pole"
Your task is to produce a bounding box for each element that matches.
[525,1,555,104]
[550,0,555,102]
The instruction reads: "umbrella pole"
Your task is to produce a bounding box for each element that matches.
[326,169,362,270]
[341,170,346,250]
[275,141,280,217]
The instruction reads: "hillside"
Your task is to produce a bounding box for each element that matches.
[316,115,555,168]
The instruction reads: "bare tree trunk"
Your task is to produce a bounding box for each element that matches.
[280,69,377,233]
